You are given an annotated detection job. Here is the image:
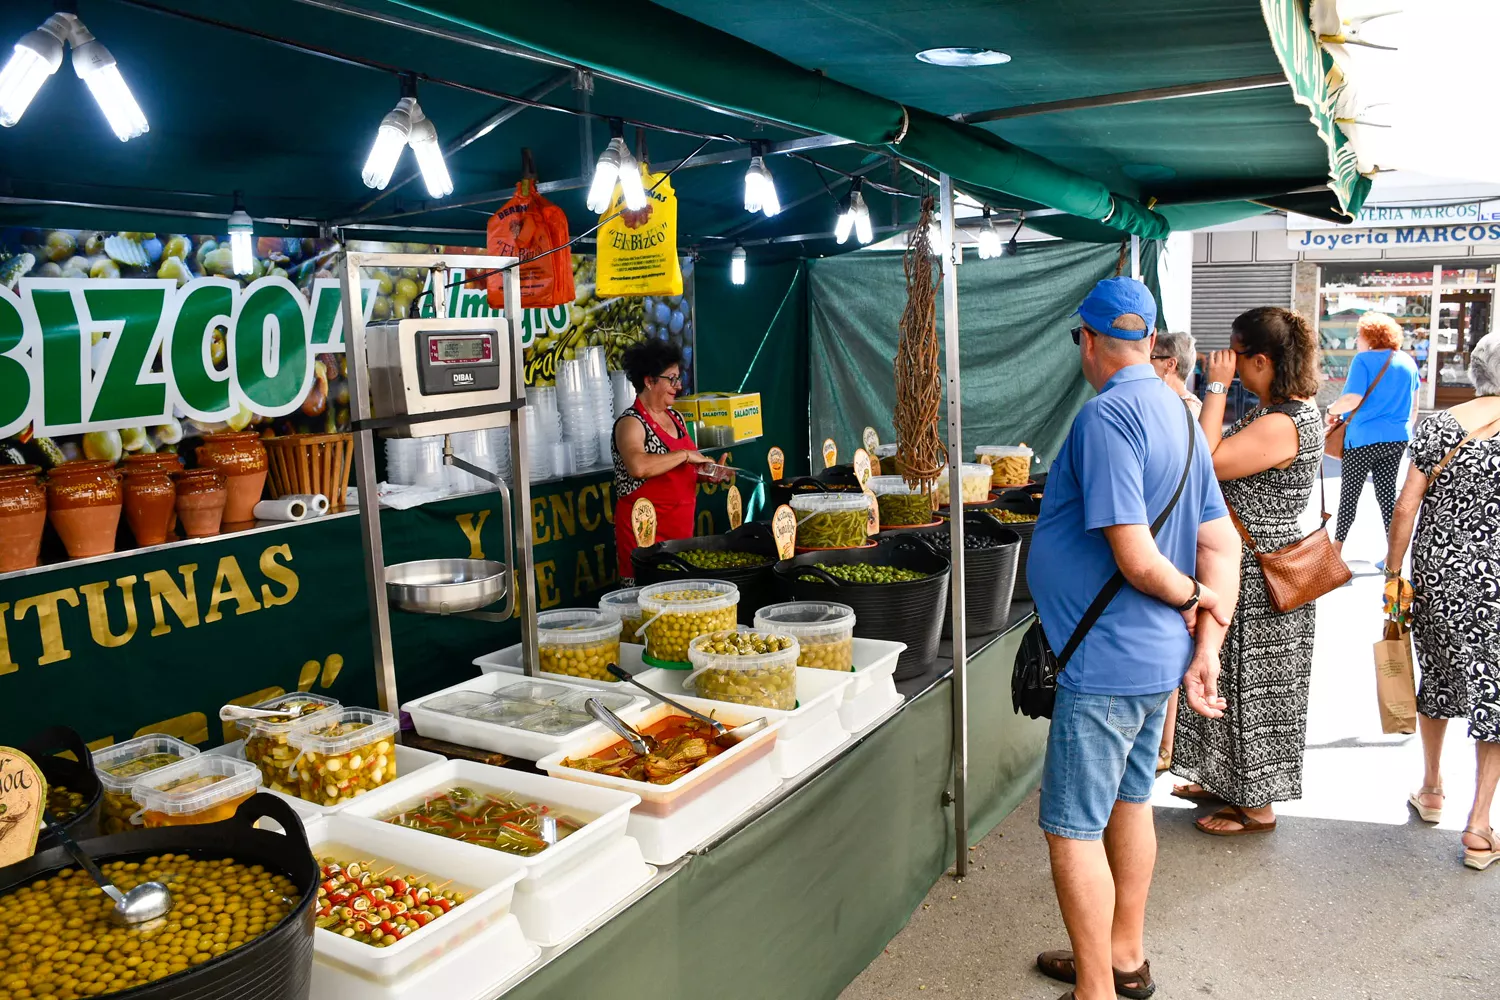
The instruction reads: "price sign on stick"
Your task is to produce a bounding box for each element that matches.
[862,426,879,454]
[822,438,837,469]
[631,498,658,548]
[767,446,785,482]
[864,487,880,536]
[853,448,872,487]
[726,485,744,530]
[772,504,798,560]
[0,749,45,868]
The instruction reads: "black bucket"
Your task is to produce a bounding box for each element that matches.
[633,522,779,625]
[0,793,317,1000]
[774,536,950,680]
[886,514,1020,637]
[25,725,103,852]
[987,491,1041,602]
[763,469,862,515]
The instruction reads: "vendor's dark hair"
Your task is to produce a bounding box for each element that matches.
[1232,306,1320,402]
[622,339,684,392]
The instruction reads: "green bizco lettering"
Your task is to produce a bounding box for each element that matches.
[84,286,170,423]
[31,288,85,428]
[171,279,234,417]
[234,280,310,414]
[310,280,375,349]
[0,291,30,436]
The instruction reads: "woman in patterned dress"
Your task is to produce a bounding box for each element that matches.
[1385,332,1500,870]
[1171,307,1325,835]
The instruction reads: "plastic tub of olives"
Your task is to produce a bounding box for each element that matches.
[537,608,624,682]
[598,586,644,645]
[685,628,801,711]
[637,580,740,665]
[754,601,856,671]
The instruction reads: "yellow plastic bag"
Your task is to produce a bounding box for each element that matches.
[596,165,682,297]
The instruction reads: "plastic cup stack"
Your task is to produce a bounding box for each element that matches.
[522,405,553,481]
[488,424,513,486]
[556,358,600,471]
[611,370,636,418]
[582,347,615,464]
[384,437,447,489]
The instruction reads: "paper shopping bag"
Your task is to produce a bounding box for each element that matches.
[1373,631,1418,735]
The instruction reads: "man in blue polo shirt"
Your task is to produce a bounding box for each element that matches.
[1028,277,1242,1000]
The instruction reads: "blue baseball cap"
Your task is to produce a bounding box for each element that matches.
[1076,277,1157,340]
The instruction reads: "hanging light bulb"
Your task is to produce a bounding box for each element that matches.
[0,15,66,128]
[730,244,747,286]
[743,143,780,218]
[361,96,414,191]
[587,119,646,213]
[406,102,453,199]
[616,139,647,212]
[976,208,1002,259]
[226,193,254,277]
[836,178,873,245]
[69,20,147,141]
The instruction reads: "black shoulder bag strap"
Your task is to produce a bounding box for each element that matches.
[1055,401,1198,670]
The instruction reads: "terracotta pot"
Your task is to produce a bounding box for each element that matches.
[0,469,46,571]
[0,464,42,480]
[46,460,123,559]
[197,432,268,524]
[122,452,184,475]
[174,468,227,538]
[123,469,177,547]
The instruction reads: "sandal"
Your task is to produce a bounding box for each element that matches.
[1156,748,1172,775]
[1463,826,1500,871]
[1407,785,1444,824]
[1195,805,1277,837]
[1037,949,1156,999]
[1170,783,1222,803]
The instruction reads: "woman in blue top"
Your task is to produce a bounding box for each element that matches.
[1326,312,1421,554]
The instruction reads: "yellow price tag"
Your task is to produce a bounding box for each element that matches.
[767,446,785,482]
[0,748,46,868]
[864,487,880,536]
[822,438,837,469]
[862,426,879,454]
[772,504,797,560]
[726,485,744,530]
[631,498,658,548]
[853,448,872,487]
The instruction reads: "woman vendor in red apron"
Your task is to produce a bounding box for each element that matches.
[612,339,712,580]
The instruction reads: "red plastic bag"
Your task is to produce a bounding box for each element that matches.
[486,177,575,309]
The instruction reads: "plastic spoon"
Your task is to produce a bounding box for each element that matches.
[605,664,769,748]
[45,811,172,925]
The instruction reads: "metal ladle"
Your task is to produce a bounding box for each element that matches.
[605,664,769,748]
[45,811,172,925]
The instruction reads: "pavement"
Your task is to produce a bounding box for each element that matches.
[842,460,1500,1000]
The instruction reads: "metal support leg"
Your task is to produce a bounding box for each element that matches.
[940,174,969,877]
[1130,235,1141,280]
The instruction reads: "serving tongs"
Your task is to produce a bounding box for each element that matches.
[605,664,768,748]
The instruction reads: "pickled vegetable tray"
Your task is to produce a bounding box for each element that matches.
[207,739,445,818]
[404,671,651,761]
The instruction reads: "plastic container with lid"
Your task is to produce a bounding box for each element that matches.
[131,754,262,827]
[637,580,739,665]
[754,601,856,671]
[791,492,870,549]
[288,707,398,807]
[538,608,624,682]
[598,586,644,644]
[237,691,341,794]
[93,734,201,834]
[685,628,800,710]
[935,463,993,506]
[868,475,937,528]
[975,445,1034,488]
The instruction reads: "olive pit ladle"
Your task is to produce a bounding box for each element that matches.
[45,810,172,925]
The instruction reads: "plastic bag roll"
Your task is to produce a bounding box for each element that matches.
[254,498,308,522]
[283,493,330,515]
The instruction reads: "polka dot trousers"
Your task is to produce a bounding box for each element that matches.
[1335,440,1407,542]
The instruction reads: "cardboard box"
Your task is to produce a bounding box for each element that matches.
[695,392,763,442]
[670,395,703,424]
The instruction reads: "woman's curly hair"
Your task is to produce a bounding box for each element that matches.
[1232,306,1321,402]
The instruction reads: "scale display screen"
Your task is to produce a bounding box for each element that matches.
[428,335,493,364]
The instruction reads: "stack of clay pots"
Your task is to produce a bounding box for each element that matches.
[0,465,47,571]
[45,460,124,560]
[196,431,268,527]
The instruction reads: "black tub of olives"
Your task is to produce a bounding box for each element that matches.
[762,467,862,515]
[774,536,951,680]
[884,513,1022,638]
[25,726,104,852]
[634,523,779,626]
[0,793,317,1000]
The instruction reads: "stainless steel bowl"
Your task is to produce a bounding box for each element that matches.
[385,558,507,614]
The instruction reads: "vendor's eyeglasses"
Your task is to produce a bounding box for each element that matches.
[654,373,683,388]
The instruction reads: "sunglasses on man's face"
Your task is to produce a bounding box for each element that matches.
[1070,326,1089,345]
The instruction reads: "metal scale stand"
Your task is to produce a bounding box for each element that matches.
[338,251,541,714]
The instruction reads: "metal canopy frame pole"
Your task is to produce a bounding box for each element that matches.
[939,173,969,877]
[1131,235,1141,280]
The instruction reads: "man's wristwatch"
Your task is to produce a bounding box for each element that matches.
[1176,579,1201,612]
[1205,381,1228,395]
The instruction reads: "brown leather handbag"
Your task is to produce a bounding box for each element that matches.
[1226,464,1350,614]
[1325,350,1394,459]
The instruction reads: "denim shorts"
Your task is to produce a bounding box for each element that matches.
[1038,685,1172,841]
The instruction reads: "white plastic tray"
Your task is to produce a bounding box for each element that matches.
[473,640,651,686]
[535,701,781,817]
[311,908,537,1000]
[510,832,654,947]
[299,813,525,983]
[622,749,779,864]
[842,637,906,732]
[207,740,445,819]
[402,672,651,761]
[634,667,854,779]
[841,676,904,734]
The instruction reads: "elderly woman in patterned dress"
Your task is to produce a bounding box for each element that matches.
[1171,307,1325,835]
[1386,332,1500,870]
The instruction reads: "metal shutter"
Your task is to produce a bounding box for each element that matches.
[1190,263,1294,349]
